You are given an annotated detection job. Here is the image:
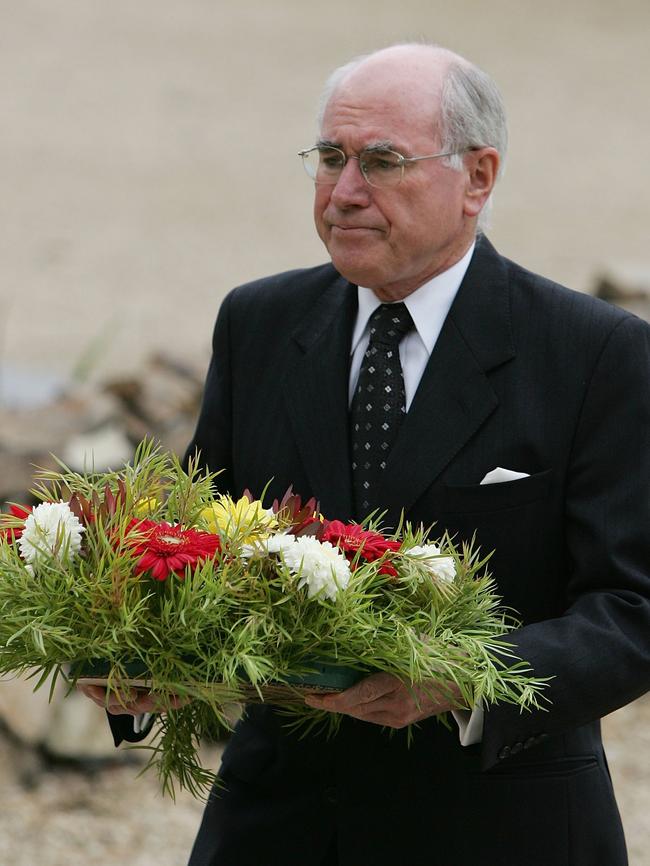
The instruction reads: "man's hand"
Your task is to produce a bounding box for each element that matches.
[77,684,187,717]
[303,672,463,728]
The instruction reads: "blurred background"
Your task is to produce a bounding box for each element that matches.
[0,1,649,863]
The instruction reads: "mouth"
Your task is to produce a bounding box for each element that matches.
[330,225,382,237]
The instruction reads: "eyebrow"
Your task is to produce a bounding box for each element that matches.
[316,138,397,153]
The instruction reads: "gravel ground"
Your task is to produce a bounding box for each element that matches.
[601,695,650,866]
[0,734,220,866]
[0,696,647,865]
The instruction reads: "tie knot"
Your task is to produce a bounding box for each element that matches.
[368,302,414,346]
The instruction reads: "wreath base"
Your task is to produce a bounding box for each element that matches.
[73,658,365,703]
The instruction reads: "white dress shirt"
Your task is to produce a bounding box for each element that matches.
[349,243,475,409]
[348,241,483,746]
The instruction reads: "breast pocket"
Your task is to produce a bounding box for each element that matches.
[443,468,553,514]
[439,470,559,614]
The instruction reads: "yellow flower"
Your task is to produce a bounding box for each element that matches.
[201,496,277,543]
[133,497,160,517]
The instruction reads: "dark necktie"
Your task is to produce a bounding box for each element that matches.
[350,302,415,519]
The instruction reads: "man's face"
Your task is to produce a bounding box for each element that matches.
[314,59,476,299]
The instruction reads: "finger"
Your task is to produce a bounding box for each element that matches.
[108,690,189,715]
[77,684,109,708]
[77,683,105,701]
[304,692,412,726]
[306,673,400,712]
[343,709,408,727]
[321,696,432,728]
[77,684,138,715]
[105,688,140,711]
[78,684,146,714]
[77,682,188,716]
[305,683,445,725]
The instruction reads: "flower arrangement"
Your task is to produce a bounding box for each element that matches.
[0,441,547,798]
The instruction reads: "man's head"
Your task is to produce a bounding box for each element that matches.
[309,44,506,300]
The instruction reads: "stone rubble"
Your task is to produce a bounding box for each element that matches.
[0,351,206,502]
[0,351,206,757]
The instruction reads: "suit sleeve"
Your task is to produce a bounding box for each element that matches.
[481,314,650,768]
[183,289,235,491]
[107,711,155,746]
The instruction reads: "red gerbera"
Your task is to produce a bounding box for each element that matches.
[0,504,32,543]
[125,518,221,581]
[322,520,401,575]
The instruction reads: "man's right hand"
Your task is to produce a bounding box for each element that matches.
[77,683,187,716]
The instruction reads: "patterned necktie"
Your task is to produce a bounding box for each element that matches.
[351,302,415,519]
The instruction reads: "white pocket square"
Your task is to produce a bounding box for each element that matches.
[480,467,530,485]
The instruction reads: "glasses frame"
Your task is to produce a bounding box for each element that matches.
[298,144,471,188]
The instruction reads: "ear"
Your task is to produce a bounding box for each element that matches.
[462,147,500,218]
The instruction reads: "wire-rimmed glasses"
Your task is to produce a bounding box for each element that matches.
[298,144,467,189]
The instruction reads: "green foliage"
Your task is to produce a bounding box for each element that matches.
[0,441,549,799]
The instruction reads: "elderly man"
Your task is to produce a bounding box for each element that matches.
[93,43,650,865]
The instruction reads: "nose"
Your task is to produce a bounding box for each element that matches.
[329,156,371,208]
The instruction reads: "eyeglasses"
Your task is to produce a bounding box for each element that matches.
[298,144,467,189]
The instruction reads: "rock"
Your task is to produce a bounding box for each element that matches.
[0,676,54,746]
[43,690,125,760]
[61,424,134,473]
[104,352,204,432]
[0,350,207,504]
[0,451,56,503]
[0,389,121,457]
[0,675,137,761]
[0,351,207,758]
[101,352,205,458]
[0,364,66,411]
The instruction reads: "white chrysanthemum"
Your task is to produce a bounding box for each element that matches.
[241,532,297,559]
[281,536,350,600]
[18,502,84,572]
[407,544,456,584]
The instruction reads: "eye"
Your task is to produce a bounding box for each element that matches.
[362,151,401,173]
[318,148,345,169]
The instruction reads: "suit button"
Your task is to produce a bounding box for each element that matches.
[511,742,523,755]
[498,746,511,760]
[323,786,337,805]
[524,737,536,750]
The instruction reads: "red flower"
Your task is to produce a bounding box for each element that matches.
[322,520,401,575]
[0,504,32,543]
[124,519,221,581]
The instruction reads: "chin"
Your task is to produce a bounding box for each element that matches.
[328,253,383,287]
[333,263,383,288]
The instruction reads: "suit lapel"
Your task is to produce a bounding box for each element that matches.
[377,237,516,526]
[283,272,357,519]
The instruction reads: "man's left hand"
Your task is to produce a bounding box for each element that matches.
[304,672,463,727]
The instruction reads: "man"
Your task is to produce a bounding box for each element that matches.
[88,43,650,865]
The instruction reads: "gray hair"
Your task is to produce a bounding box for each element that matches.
[318,44,507,231]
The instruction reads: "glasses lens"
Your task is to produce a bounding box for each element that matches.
[302,147,345,184]
[360,150,403,188]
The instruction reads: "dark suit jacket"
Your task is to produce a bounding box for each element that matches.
[181,237,650,866]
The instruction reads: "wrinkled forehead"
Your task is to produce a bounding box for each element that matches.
[320,88,439,150]
[320,56,445,146]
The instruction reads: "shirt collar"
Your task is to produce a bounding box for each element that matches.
[350,242,476,356]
